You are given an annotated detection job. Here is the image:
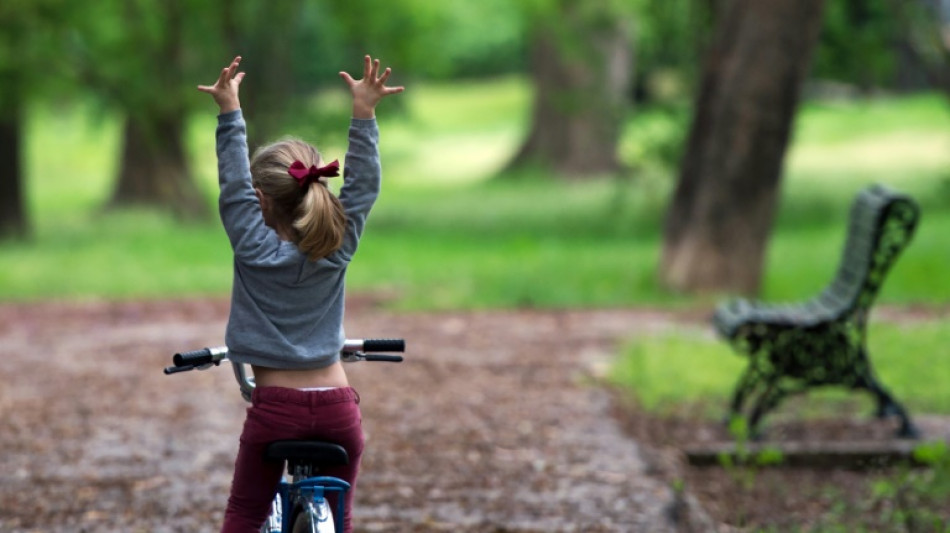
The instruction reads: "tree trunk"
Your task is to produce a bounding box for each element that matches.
[660,0,827,295]
[507,1,633,178]
[220,0,302,151]
[107,0,208,219]
[0,76,28,240]
[110,111,207,219]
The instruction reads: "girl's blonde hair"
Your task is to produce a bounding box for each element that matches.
[250,138,346,261]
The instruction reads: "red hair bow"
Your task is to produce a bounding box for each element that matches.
[287,159,340,187]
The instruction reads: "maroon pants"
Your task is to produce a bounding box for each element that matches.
[220,386,364,533]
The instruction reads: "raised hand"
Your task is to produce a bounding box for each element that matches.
[339,55,405,119]
[197,56,245,114]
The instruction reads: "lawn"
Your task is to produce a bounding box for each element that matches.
[609,319,950,416]
[5,81,949,310]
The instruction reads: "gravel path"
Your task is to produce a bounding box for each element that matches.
[0,298,714,532]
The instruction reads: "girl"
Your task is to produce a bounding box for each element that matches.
[197,55,404,533]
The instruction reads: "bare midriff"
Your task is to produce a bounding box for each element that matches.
[252,360,350,389]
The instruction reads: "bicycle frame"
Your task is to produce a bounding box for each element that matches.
[266,475,349,533]
[165,339,403,533]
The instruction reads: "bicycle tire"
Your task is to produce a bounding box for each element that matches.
[291,500,335,533]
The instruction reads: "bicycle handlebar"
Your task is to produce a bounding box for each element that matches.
[345,338,404,353]
[171,346,229,369]
[163,339,405,375]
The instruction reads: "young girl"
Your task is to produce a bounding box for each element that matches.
[197,55,404,533]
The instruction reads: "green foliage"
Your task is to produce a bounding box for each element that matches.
[326,0,527,80]
[67,0,221,115]
[0,0,78,107]
[813,0,899,89]
[631,0,713,103]
[410,0,527,79]
[717,416,785,490]
[755,446,785,467]
[852,442,950,530]
[913,441,950,469]
[619,103,690,171]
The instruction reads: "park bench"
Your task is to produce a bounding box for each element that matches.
[712,184,921,438]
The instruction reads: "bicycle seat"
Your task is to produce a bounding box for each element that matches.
[264,440,349,467]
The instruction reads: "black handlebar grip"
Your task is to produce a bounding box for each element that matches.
[364,354,404,362]
[362,339,405,352]
[173,348,213,367]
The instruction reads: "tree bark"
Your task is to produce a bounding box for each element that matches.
[0,75,28,239]
[110,111,207,218]
[507,1,633,178]
[106,0,209,219]
[660,0,828,295]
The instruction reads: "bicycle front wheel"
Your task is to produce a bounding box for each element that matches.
[291,500,335,533]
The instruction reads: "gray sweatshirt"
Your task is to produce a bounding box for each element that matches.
[215,109,380,369]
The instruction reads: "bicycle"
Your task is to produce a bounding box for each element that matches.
[164,339,405,533]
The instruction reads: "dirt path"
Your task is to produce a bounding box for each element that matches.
[0,298,714,532]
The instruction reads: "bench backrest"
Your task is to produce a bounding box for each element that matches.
[818,184,920,318]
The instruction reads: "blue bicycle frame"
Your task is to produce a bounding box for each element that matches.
[263,475,349,533]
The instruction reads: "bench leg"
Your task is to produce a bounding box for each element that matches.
[728,367,756,417]
[857,353,919,439]
[725,365,762,430]
[868,381,919,439]
[747,379,788,440]
[726,364,789,440]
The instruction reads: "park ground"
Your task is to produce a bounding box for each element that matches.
[1,297,949,532]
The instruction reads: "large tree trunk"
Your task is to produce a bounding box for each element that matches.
[0,76,28,239]
[507,1,633,177]
[107,0,208,219]
[110,111,207,218]
[660,0,827,295]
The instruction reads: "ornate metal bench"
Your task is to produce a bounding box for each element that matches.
[712,184,921,438]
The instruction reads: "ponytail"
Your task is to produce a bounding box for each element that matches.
[250,138,347,261]
[295,182,346,261]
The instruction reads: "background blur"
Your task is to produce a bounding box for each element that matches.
[3,2,950,529]
[0,0,948,308]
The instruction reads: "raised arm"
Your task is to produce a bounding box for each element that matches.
[198,56,276,259]
[335,56,404,259]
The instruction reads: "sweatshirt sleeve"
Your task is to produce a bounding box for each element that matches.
[215,110,280,261]
[336,118,381,260]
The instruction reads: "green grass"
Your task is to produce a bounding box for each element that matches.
[0,210,230,299]
[608,319,950,417]
[781,95,950,219]
[3,80,950,311]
